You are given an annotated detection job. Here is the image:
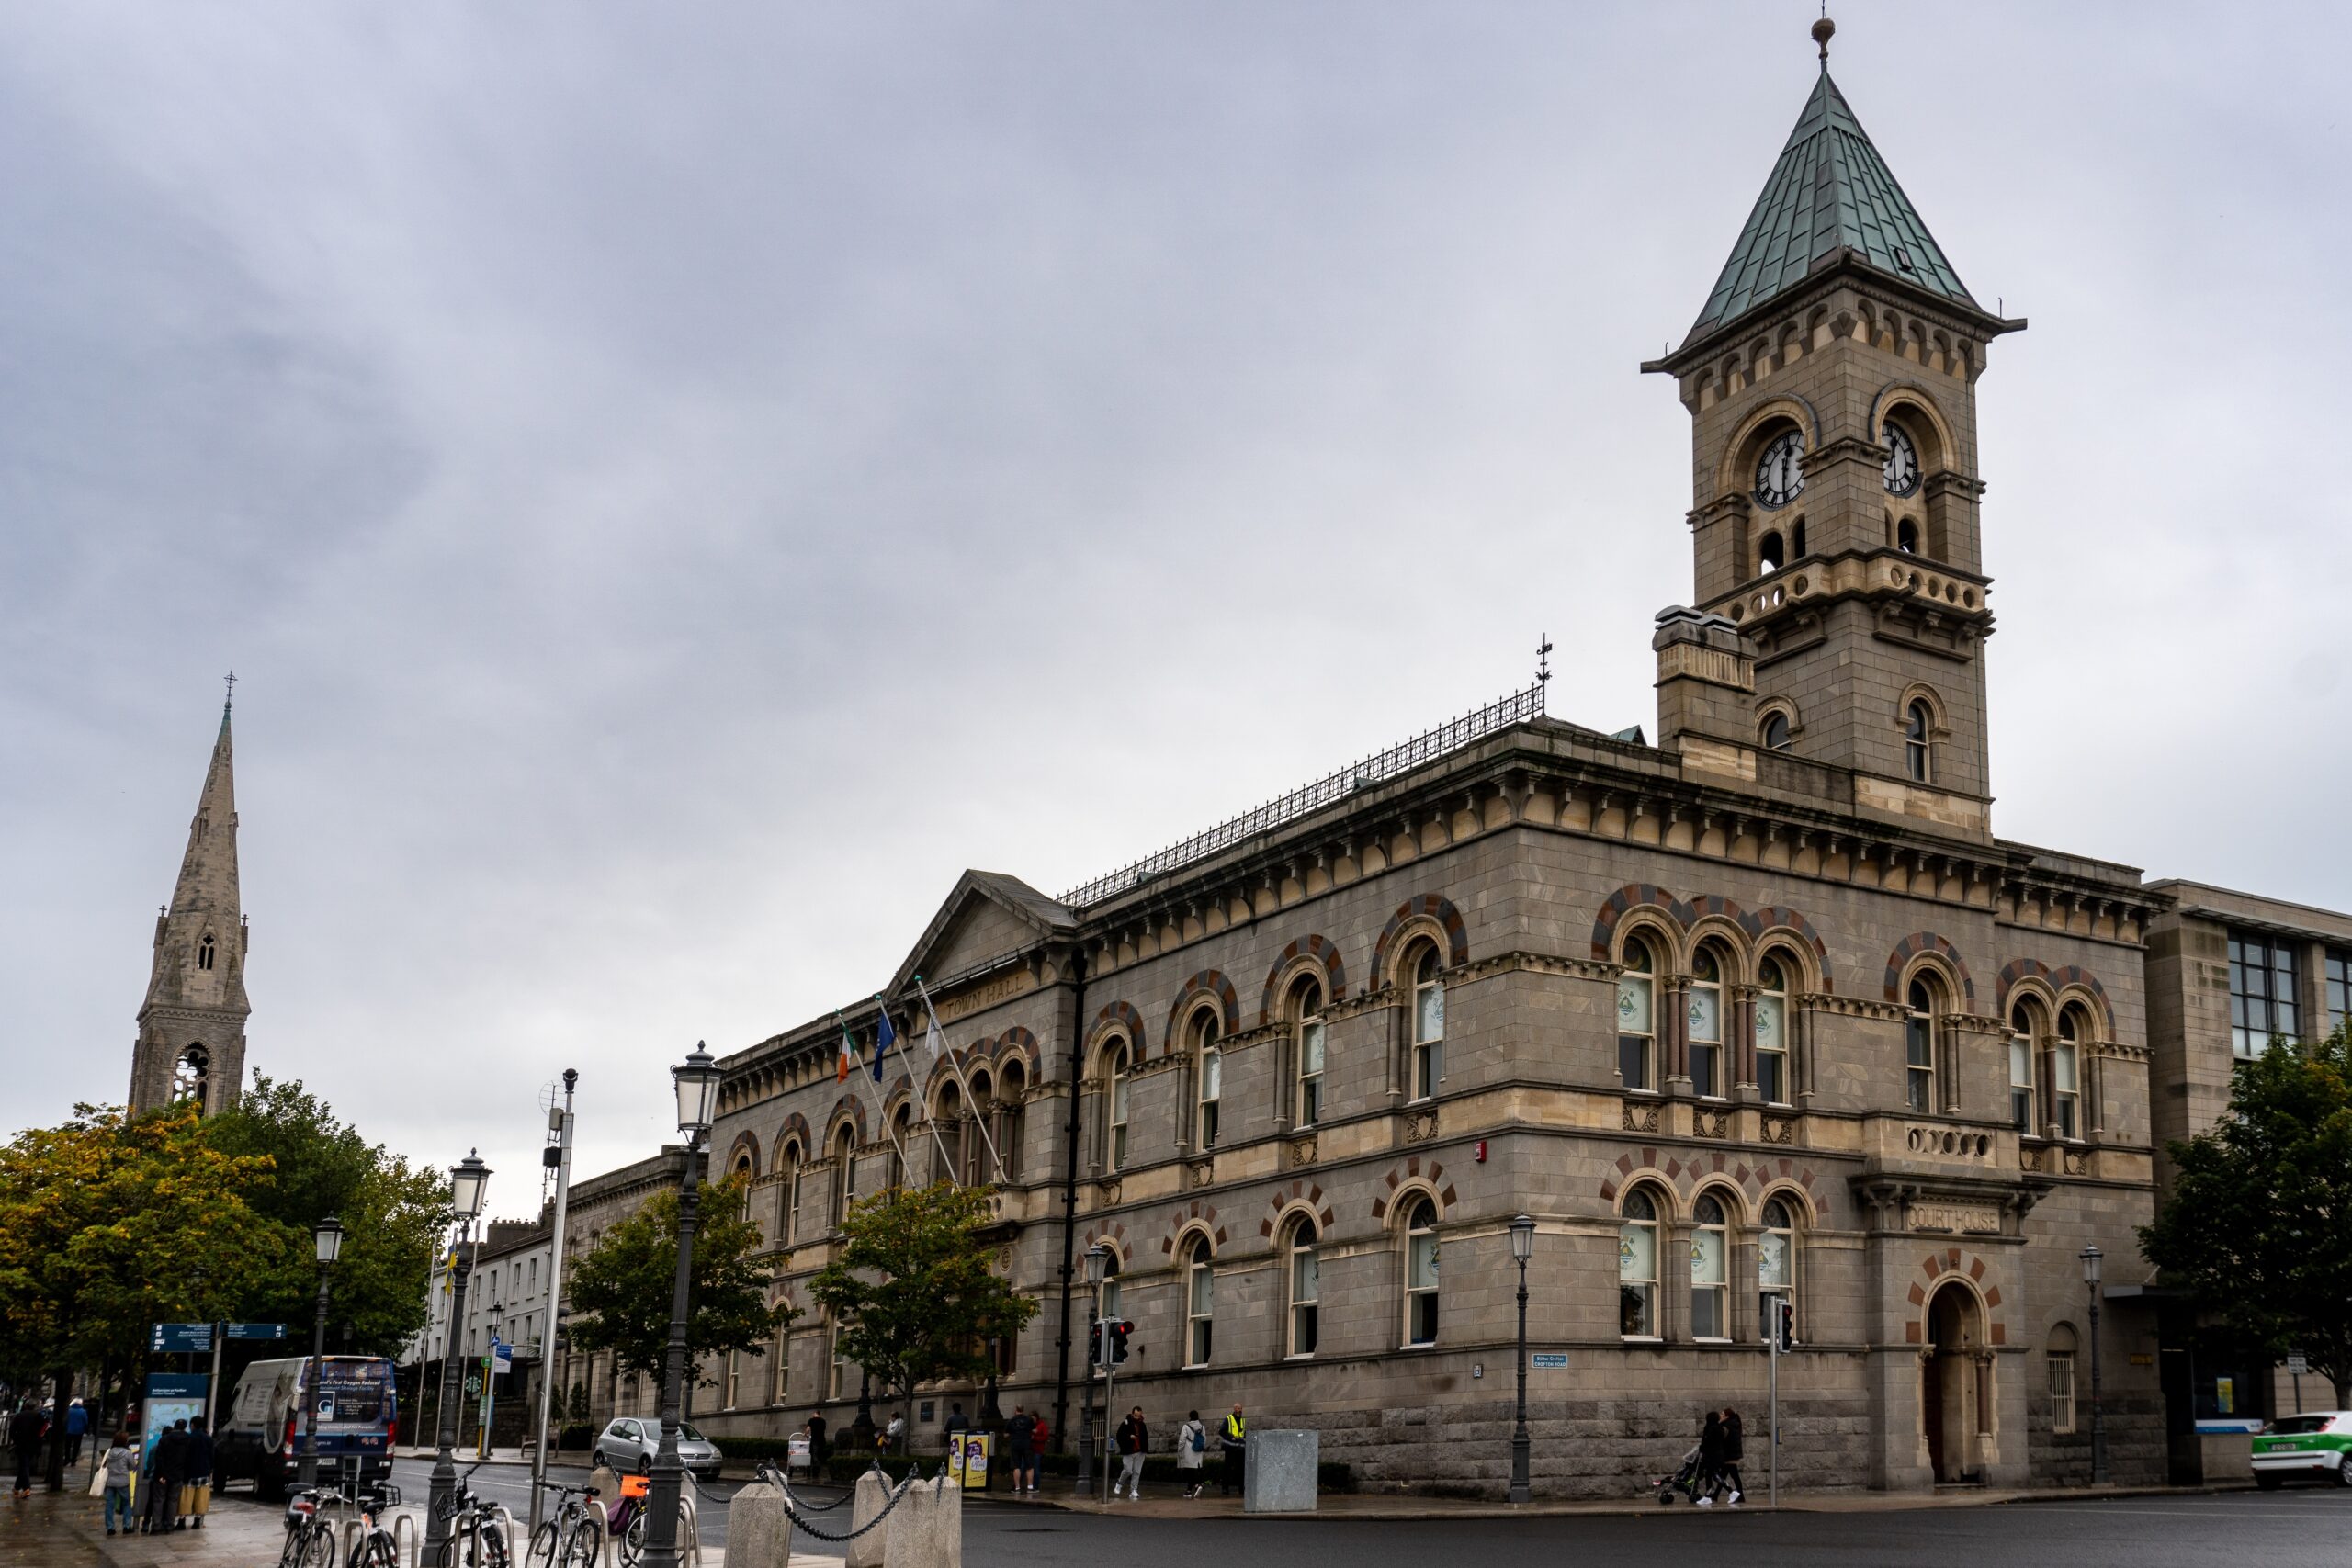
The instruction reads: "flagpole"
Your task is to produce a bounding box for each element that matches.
[859,1005,957,1186]
[836,1011,918,1179]
[913,975,1008,1184]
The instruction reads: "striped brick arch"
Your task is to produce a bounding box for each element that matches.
[1742,904,1835,990]
[992,1025,1042,1076]
[1883,931,1975,1006]
[1994,959,2111,1019]
[774,1112,813,1156]
[1589,884,1695,960]
[1159,1201,1227,1256]
[1258,1180,1335,1237]
[1369,895,1470,986]
[724,1129,762,1175]
[1368,1157,1455,1222]
[1258,935,1349,1025]
[1906,1248,2007,1346]
[1082,1222,1130,1265]
[824,1093,868,1145]
[1598,1149,1820,1208]
[1089,1000,1148,1053]
[1164,971,1240,1056]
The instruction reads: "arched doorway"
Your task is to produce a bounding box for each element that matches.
[1923,1282,1989,1483]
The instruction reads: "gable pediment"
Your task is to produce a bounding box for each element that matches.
[888,870,1074,999]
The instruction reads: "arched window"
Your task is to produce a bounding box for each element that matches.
[1689,944,1727,1099]
[779,1140,805,1245]
[828,1319,847,1401]
[770,1291,792,1404]
[1183,1235,1215,1366]
[1291,977,1327,1129]
[2047,1323,2079,1434]
[1620,1187,1661,1337]
[1191,1010,1222,1149]
[1759,711,1792,752]
[1403,1197,1439,1346]
[730,1146,755,1180]
[2007,1001,2041,1134]
[964,1070,993,1185]
[1897,517,1919,554]
[1758,530,1785,574]
[886,1105,911,1190]
[1758,1196,1797,1337]
[725,1348,742,1409]
[996,1061,1026,1180]
[2054,1007,2086,1141]
[173,1045,210,1112]
[1285,1218,1320,1357]
[1756,953,1792,1104]
[197,932,217,971]
[1792,519,1807,558]
[1101,1039,1132,1170]
[1690,1192,1730,1340]
[1617,941,1658,1092]
[1905,700,1933,782]
[1410,943,1445,1100]
[1101,1252,1123,1323]
[830,1124,856,1228]
[1905,977,1940,1113]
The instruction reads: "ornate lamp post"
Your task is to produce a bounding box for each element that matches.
[1076,1245,1107,1498]
[298,1216,345,1489]
[1508,1213,1534,1504]
[642,1043,721,1568]
[2080,1246,2107,1485]
[427,1152,492,1552]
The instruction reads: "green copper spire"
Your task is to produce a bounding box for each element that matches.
[1684,69,1975,344]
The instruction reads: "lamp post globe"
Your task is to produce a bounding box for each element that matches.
[644,1045,718,1568]
[314,1214,346,1266]
[2080,1246,2108,1484]
[1508,1213,1534,1504]
[427,1157,490,1552]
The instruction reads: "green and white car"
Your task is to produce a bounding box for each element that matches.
[2252,1412,2352,1488]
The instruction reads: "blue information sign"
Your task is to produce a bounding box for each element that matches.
[1530,1352,1569,1369]
[149,1323,214,1353]
[227,1322,288,1340]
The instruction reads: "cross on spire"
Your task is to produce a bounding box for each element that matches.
[223,671,237,715]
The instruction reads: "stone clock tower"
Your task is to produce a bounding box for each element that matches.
[1645,19,2022,839]
[130,694,250,1116]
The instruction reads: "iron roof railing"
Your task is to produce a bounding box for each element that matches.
[1059,682,1548,908]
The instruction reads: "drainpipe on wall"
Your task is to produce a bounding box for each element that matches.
[1050,943,1088,1459]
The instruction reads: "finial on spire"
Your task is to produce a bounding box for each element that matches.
[1812,11,1835,72]
[222,671,237,716]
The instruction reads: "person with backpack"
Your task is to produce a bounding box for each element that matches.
[1217,1404,1247,1498]
[1003,1405,1038,1495]
[1175,1410,1206,1498]
[1113,1407,1148,1499]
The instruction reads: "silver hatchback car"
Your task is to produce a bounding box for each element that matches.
[592,1417,723,1483]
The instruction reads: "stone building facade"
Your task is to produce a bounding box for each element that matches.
[680,50,2200,1496]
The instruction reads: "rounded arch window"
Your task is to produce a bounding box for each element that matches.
[1759,1195,1798,1337]
[996,1058,1026,1179]
[887,1103,911,1190]
[1290,975,1327,1129]
[1758,530,1785,575]
[2053,1006,2086,1140]
[1183,1235,1215,1366]
[1757,953,1793,1104]
[2047,1322,2080,1433]
[172,1044,211,1111]
[1616,938,1660,1092]
[1403,1197,1439,1346]
[1190,1009,1222,1149]
[1905,699,1934,783]
[1101,1038,1133,1169]
[1691,1192,1731,1340]
[197,932,217,972]
[1896,517,1920,555]
[2008,999,2043,1134]
[1760,711,1792,752]
[1689,944,1728,1099]
[1619,1187,1661,1337]
[780,1138,807,1241]
[1410,942,1445,1100]
[1100,1249,1124,1322]
[830,1123,857,1226]
[1285,1217,1320,1358]
[1905,976,1942,1112]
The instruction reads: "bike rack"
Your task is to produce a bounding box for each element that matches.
[390,1511,421,1567]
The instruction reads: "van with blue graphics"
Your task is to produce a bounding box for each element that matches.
[215,1355,398,1498]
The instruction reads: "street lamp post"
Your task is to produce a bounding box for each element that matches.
[642,1043,722,1568]
[427,1152,492,1554]
[1508,1213,1534,1505]
[1076,1245,1106,1498]
[299,1216,346,1490]
[2080,1246,2107,1485]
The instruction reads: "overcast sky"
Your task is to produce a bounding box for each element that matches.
[6,2,2347,1216]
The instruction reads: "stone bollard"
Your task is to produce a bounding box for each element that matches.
[881,1476,961,1568]
[844,1470,895,1568]
[1243,1430,1319,1513]
[724,1480,792,1568]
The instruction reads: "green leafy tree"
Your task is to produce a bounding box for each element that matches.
[2142,1024,2352,1405]
[567,1174,792,1387]
[0,1104,287,1484]
[568,1380,593,1425]
[808,1183,1035,1427]
[205,1074,447,1355]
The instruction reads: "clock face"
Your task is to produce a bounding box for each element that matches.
[1883,421,1921,497]
[1753,430,1805,509]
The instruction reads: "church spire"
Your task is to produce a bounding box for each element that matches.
[130,693,251,1116]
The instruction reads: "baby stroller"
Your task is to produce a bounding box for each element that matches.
[1652,1444,1707,1505]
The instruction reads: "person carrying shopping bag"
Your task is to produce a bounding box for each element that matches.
[97,1432,135,1536]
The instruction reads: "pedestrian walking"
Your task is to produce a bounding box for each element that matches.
[943,1403,968,1441]
[1003,1405,1037,1494]
[141,1420,187,1534]
[1114,1407,1148,1498]
[1217,1404,1247,1498]
[1715,1408,1745,1506]
[1692,1411,1726,1507]
[64,1399,87,1466]
[1176,1410,1206,1498]
[99,1431,135,1536]
[181,1416,215,1529]
[808,1412,829,1470]
[883,1412,905,1454]
[10,1400,45,1497]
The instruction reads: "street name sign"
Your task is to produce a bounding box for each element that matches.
[227,1322,288,1340]
[1530,1352,1569,1369]
[150,1323,213,1353]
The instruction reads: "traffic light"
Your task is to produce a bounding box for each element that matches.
[1107,1319,1133,1365]
[1770,1296,1797,1353]
[1088,1321,1103,1368]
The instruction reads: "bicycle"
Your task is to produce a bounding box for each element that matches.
[526,1480,603,1568]
[278,1485,343,1568]
[347,1482,405,1568]
[608,1470,698,1568]
[431,1461,513,1568]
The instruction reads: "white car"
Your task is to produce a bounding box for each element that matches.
[2252,1412,2352,1489]
[591,1417,723,1484]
